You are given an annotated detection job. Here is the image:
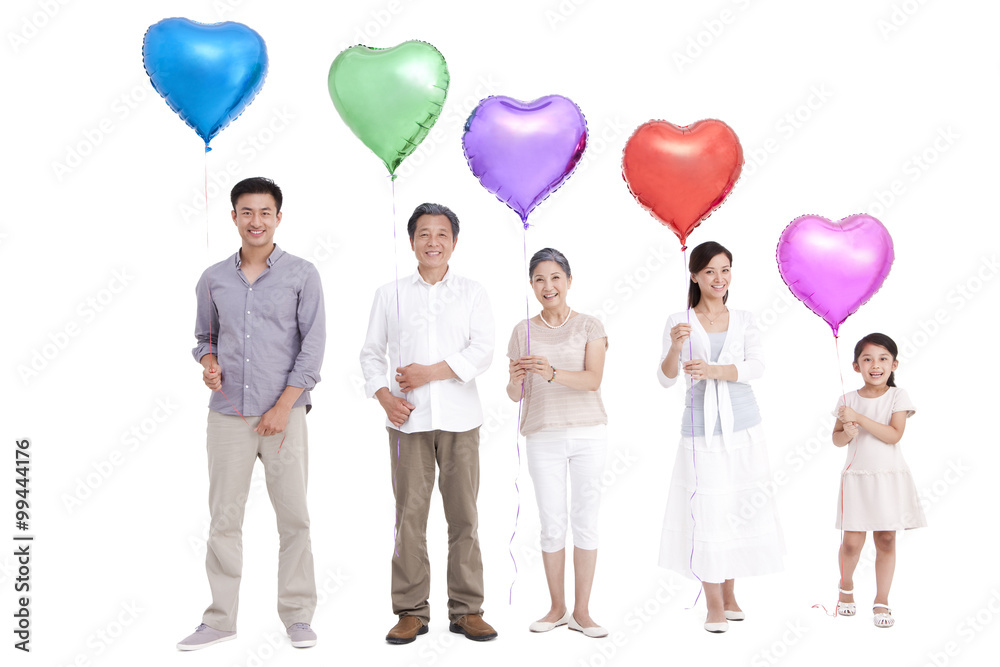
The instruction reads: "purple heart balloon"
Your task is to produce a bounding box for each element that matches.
[776,214,894,337]
[462,95,587,227]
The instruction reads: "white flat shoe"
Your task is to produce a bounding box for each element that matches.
[704,620,729,633]
[873,604,894,628]
[837,588,856,617]
[724,610,745,621]
[529,611,572,633]
[568,615,609,638]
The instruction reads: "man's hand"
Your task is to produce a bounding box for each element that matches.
[395,363,433,393]
[256,404,291,437]
[201,354,222,391]
[376,387,415,428]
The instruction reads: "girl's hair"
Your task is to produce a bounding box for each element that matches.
[853,332,898,387]
[529,247,571,278]
[688,241,733,308]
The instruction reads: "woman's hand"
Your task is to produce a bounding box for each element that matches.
[683,359,714,381]
[838,405,860,424]
[669,323,691,350]
[508,358,527,384]
[519,355,554,381]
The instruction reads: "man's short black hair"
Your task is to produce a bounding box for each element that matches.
[407,203,459,240]
[231,177,283,213]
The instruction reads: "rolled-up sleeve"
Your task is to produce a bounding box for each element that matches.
[657,314,680,388]
[444,286,494,384]
[286,264,325,390]
[734,315,764,383]
[192,271,218,363]
[360,288,391,398]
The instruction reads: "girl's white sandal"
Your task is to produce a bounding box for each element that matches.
[837,588,856,616]
[873,604,894,628]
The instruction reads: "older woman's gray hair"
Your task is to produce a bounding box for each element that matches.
[529,247,571,278]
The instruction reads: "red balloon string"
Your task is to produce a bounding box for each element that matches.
[682,246,704,610]
[390,176,402,558]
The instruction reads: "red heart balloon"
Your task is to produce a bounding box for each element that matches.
[622,119,743,247]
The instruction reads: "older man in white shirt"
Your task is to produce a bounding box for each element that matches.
[360,203,497,645]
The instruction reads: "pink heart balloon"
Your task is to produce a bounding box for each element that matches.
[776,214,894,337]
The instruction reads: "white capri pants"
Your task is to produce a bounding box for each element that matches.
[526,425,608,552]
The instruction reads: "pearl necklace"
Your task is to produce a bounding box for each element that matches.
[539,308,573,329]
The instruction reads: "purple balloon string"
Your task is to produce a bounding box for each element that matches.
[508,227,530,604]
[683,246,704,609]
[390,176,402,559]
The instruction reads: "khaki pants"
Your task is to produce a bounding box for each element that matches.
[202,407,316,631]
[388,427,485,624]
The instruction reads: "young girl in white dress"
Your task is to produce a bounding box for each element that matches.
[833,333,926,628]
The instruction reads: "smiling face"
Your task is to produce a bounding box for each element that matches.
[232,192,281,250]
[531,260,572,309]
[854,343,898,387]
[691,252,731,302]
[410,213,456,274]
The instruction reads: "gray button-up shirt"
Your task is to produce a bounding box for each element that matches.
[193,244,325,416]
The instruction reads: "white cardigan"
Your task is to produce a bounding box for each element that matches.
[656,308,765,449]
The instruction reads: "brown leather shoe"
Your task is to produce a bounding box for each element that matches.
[386,616,427,645]
[449,614,498,641]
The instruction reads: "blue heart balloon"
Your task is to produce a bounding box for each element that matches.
[142,18,268,151]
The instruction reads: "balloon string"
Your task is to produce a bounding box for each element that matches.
[203,156,285,451]
[391,176,402,559]
[813,335,855,617]
[682,246,704,609]
[509,225,529,603]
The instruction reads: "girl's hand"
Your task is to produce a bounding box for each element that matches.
[838,406,860,423]
[669,323,691,349]
[843,422,860,440]
[508,358,527,384]
[519,355,553,380]
[683,359,713,381]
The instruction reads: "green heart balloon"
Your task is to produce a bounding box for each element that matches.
[328,41,449,176]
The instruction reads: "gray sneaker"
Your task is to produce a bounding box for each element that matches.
[287,622,317,648]
[176,623,236,651]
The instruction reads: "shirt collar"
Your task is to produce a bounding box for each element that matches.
[412,266,452,286]
[234,244,284,268]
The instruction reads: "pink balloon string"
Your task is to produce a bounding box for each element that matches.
[813,335,855,618]
[682,246,704,610]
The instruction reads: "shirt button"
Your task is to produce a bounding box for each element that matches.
[249,287,253,291]
[246,334,250,338]
[245,385,249,389]
[247,311,251,314]
[246,358,250,362]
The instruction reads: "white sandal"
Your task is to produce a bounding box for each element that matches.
[873,604,894,628]
[837,588,856,616]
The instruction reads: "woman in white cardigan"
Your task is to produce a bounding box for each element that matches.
[657,241,783,633]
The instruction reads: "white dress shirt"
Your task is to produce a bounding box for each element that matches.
[360,269,495,433]
[656,308,765,450]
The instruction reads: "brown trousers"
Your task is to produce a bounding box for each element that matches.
[388,427,485,624]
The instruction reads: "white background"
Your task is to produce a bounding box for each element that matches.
[3,0,998,665]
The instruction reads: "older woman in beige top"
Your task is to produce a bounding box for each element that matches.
[506,247,609,639]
